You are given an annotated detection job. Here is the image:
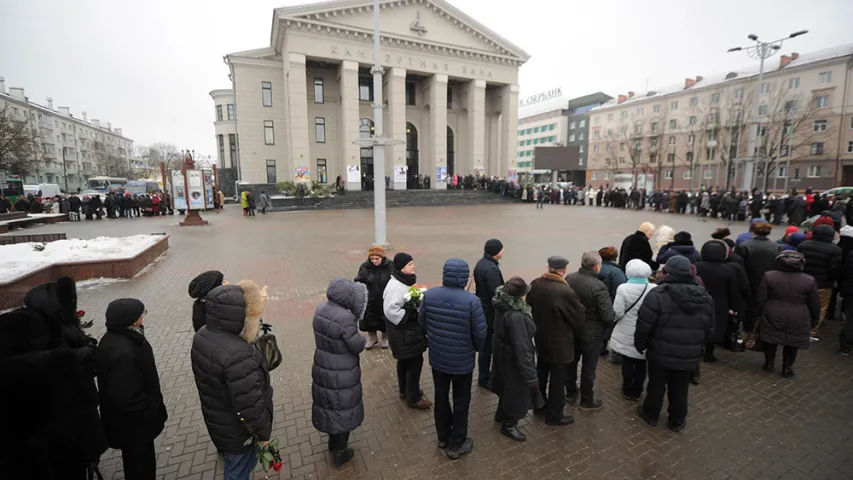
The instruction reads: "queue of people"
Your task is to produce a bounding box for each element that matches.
[0,190,175,220]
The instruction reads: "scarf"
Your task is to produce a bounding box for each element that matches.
[392,269,416,286]
[627,277,649,284]
[494,287,531,315]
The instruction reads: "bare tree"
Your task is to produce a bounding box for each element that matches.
[0,105,42,177]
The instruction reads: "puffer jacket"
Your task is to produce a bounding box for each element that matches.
[419,259,487,375]
[610,260,656,360]
[383,275,427,359]
[797,224,842,289]
[598,261,627,300]
[354,258,392,332]
[657,243,702,265]
[312,279,367,435]
[191,282,273,453]
[635,275,715,371]
[565,267,616,344]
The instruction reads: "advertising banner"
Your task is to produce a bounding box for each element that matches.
[187,170,205,210]
[295,165,311,183]
[436,167,447,183]
[202,169,214,209]
[393,165,408,183]
[474,168,484,177]
[172,170,187,211]
[508,168,518,183]
[346,165,360,183]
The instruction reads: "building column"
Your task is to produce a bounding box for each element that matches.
[385,67,407,190]
[287,53,310,183]
[465,79,486,177]
[499,84,520,181]
[338,60,361,192]
[428,74,448,189]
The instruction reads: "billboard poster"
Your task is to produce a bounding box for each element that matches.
[295,165,311,183]
[393,165,408,183]
[436,167,447,183]
[187,170,205,210]
[172,170,187,211]
[202,169,214,209]
[346,165,361,183]
[508,168,518,183]
[474,168,484,177]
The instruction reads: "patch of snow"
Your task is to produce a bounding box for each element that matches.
[76,278,128,290]
[0,234,164,283]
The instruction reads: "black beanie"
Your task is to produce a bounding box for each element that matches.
[484,239,503,257]
[674,231,692,243]
[189,270,225,299]
[393,252,414,271]
[105,298,145,329]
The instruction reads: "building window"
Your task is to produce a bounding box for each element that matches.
[216,105,223,121]
[579,145,584,153]
[758,104,768,116]
[760,82,771,94]
[848,141,853,153]
[706,148,716,160]
[815,95,830,108]
[669,119,677,129]
[534,126,540,133]
[315,118,326,143]
[785,100,797,113]
[266,159,276,183]
[358,77,373,101]
[781,145,790,157]
[850,117,853,129]
[227,104,235,120]
[621,111,628,120]
[570,121,577,130]
[690,97,698,107]
[229,134,237,166]
[446,86,453,109]
[667,153,675,163]
[406,82,416,106]
[783,122,794,136]
[604,172,610,180]
[533,138,539,145]
[653,104,660,113]
[579,133,584,140]
[314,78,324,103]
[758,126,767,136]
[683,169,692,180]
[650,121,658,133]
[593,130,600,139]
[549,124,556,131]
[819,71,832,84]
[580,119,586,127]
[262,81,273,107]
[670,100,678,110]
[619,157,626,164]
[519,141,524,147]
[637,107,644,115]
[688,116,696,126]
[777,165,788,178]
[593,144,599,153]
[317,159,327,183]
[811,142,825,155]
[814,120,827,132]
[665,169,673,179]
[619,142,625,151]
[687,134,695,144]
[710,92,720,103]
[526,128,532,135]
[526,140,531,146]
[620,126,627,135]
[788,77,800,89]
[593,116,600,125]
[263,121,274,145]
[548,136,555,142]
[569,134,575,142]
[808,165,821,177]
[218,135,225,165]
[668,136,675,145]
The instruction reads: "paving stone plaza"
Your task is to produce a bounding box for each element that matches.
[24,204,853,479]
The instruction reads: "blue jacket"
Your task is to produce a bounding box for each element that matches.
[598,261,627,300]
[657,244,701,265]
[419,258,487,375]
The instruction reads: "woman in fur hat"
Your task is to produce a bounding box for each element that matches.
[354,246,392,349]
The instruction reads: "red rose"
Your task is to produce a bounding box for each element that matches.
[76,310,86,318]
[272,461,283,472]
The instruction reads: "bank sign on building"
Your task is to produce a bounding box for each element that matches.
[215,0,529,190]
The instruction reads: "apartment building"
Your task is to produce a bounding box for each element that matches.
[587,43,853,191]
[0,77,134,192]
[210,89,238,168]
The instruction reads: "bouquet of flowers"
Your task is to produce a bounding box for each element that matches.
[404,284,428,307]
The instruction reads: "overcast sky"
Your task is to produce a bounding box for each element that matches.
[2,0,851,163]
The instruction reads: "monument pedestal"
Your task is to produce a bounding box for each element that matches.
[180,210,208,226]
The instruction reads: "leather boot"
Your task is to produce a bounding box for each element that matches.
[763,361,774,373]
[782,364,794,378]
[500,423,526,442]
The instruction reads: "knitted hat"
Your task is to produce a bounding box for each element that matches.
[598,246,618,262]
[813,216,835,229]
[368,246,386,258]
[484,239,504,257]
[547,256,570,270]
[189,271,225,299]
[674,231,692,243]
[105,298,145,329]
[503,276,530,297]
[785,226,800,235]
[665,256,692,277]
[788,232,807,247]
[393,252,413,271]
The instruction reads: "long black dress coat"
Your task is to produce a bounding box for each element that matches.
[757,254,821,349]
[620,231,659,271]
[354,258,392,332]
[695,240,743,344]
[735,236,781,323]
[490,292,540,418]
[312,279,367,434]
[525,273,585,364]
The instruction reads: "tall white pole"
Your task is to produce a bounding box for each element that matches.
[371,0,387,246]
[745,45,766,192]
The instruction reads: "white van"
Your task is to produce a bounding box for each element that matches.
[23,183,62,198]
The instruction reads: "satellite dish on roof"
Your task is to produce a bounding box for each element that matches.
[726,72,738,79]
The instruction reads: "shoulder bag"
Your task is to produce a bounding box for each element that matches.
[614,284,648,324]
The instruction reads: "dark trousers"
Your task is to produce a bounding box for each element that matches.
[496,396,518,426]
[827,287,839,319]
[537,361,568,421]
[842,296,853,350]
[432,369,472,450]
[122,441,156,480]
[477,329,493,386]
[620,356,647,398]
[328,431,350,452]
[397,355,423,403]
[566,339,601,402]
[764,343,798,366]
[641,362,691,426]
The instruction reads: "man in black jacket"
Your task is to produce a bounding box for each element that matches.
[473,238,505,388]
[526,256,585,426]
[798,224,843,341]
[635,256,715,432]
[565,252,615,411]
[95,299,167,480]
[191,280,273,480]
[619,222,658,271]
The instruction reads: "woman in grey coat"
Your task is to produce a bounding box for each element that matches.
[312,278,367,468]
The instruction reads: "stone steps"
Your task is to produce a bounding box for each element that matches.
[269,190,517,211]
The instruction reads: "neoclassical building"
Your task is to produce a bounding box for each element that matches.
[213,0,529,190]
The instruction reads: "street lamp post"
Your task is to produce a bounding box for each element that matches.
[727,30,807,192]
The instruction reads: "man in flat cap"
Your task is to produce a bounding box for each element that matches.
[525,256,585,426]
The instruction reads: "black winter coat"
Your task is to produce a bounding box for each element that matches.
[354,258,392,332]
[735,236,781,319]
[491,291,540,418]
[526,273,585,364]
[695,241,743,344]
[789,196,807,225]
[635,276,715,371]
[842,250,853,298]
[95,327,167,448]
[757,254,820,349]
[191,284,273,453]
[312,279,367,435]
[620,231,659,271]
[797,225,842,289]
[565,268,616,344]
[383,274,427,360]
[474,254,505,329]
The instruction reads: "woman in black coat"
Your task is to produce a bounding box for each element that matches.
[188,270,226,332]
[735,222,781,332]
[695,240,742,361]
[757,251,820,378]
[312,278,367,467]
[491,278,542,442]
[354,246,392,349]
[95,299,168,480]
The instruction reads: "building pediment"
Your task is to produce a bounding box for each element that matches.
[272,0,529,65]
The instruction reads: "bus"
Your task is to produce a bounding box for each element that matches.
[87,176,128,193]
[2,178,25,203]
[125,179,162,195]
